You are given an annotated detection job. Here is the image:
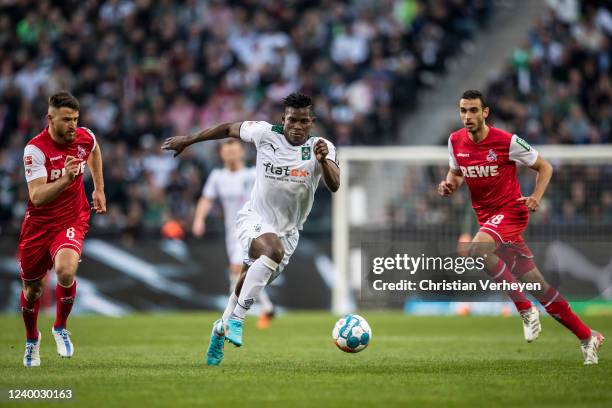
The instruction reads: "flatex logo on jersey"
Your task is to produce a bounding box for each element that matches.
[263,162,310,183]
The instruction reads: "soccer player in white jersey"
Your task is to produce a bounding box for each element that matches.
[163,93,340,365]
[192,139,275,329]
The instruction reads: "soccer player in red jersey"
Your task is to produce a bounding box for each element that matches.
[439,90,604,364]
[18,91,106,367]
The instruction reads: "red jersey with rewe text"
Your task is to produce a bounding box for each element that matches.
[22,127,96,228]
[448,126,538,223]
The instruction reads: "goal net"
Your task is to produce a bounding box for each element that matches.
[332,145,612,314]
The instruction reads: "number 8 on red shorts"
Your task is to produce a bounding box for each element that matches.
[18,223,89,282]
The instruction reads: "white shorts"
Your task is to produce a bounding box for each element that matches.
[225,230,244,266]
[236,208,299,282]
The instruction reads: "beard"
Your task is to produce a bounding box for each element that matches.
[466,120,482,133]
[55,126,76,142]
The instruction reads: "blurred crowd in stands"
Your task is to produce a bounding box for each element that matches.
[484,0,611,145]
[0,0,493,237]
[2,0,610,239]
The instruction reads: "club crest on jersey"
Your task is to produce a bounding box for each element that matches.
[77,145,86,159]
[487,149,497,162]
[301,146,311,160]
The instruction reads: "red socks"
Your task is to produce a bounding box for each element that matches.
[488,258,532,312]
[538,287,591,340]
[54,281,76,330]
[20,291,41,342]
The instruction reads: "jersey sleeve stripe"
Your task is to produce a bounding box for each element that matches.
[447,137,459,170]
[81,127,97,151]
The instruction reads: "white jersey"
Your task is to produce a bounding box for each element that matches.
[239,120,338,235]
[202,167,256,234]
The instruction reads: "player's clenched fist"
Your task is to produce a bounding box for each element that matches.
[64,156,80,181]
[438,181,456,196]
[162,136,190,157]
[517,196,540,212]
[92,189,107,214]
[314,139,329,163]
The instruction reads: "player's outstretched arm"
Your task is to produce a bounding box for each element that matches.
[28,156,80,207]
[517,155,553,212]
[314,139,340,192]
[161,122,243,157]
[438,169,464,196]
[87,143,106,214]
[192,197,213,237]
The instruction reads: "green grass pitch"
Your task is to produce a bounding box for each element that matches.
[0,312,610,407]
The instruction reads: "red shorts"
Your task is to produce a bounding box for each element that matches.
[478,209,536,276]
[18,222,89,281]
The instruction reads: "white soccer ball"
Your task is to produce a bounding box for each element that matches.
[332,314,372,353]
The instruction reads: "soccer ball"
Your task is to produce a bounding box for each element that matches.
[332,314,372,353]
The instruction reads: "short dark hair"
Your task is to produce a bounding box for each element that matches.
[460,90,487,108]
[220,138,241,146]
[49,91,80,111]
[283,92,313,113]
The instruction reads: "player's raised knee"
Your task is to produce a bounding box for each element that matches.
[250,234,285,263]
[54,256,78,285]
[468,241,495,259]
[469,232,496,258]
[263,244,284,264]
[23,280,44,301]
[55,268,76,287]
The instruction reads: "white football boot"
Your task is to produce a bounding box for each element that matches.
[520,306,542,343]
[581,332,605,365]
[52,327,74,358]
[23,331,41,367]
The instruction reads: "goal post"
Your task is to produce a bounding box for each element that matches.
[332,145,612,314]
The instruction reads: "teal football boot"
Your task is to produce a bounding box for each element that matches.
[206,319,225,366]
[225,319,243,347]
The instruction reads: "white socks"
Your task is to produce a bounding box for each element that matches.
[228,270,239,294]
[258,289,274,314]
[231,255,278,320]
[221,284,274,324]
[222,292,239,323]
